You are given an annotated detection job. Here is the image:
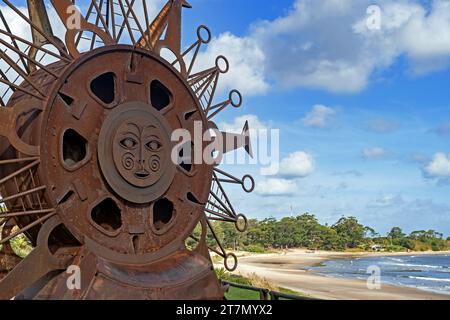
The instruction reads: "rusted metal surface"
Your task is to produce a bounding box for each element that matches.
[0,0,254,300]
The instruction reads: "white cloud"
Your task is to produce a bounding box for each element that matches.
[363,147,386,159]
[424,153,450,178]
[256,178,297,196]
[302,104,336,128]
[0,5,29,39]
[351,0,450,76]
[393,1,450,73]
[218,114,273,168]
[195,33,269,97]
[6,1,450,97]
[198,0,450,95]
[219,114,268,133]
[279,151,315,178]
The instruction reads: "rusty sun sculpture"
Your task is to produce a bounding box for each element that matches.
[0,0,254,300]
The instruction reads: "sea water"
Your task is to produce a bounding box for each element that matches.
[310,254,450,295]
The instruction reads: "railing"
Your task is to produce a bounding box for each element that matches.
[222,281,320,301]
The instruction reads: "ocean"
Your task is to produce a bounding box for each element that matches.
[309,254,450,296]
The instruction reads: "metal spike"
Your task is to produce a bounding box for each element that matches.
[144,0,192,76]
[27,0,67,71]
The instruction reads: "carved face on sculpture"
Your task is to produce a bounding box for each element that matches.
[113,117,166,188]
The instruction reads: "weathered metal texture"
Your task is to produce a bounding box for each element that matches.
[0,0,254,300]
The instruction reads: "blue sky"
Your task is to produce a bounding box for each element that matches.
[6,0,450,236]
[181,0,450,236]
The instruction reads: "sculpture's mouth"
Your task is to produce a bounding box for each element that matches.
[135,169,150,179]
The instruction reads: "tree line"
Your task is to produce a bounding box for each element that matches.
[204,214,450,252]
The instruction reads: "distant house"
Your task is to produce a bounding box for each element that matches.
[371,245,384,251]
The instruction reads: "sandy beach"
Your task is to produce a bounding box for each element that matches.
[228,249,450,300]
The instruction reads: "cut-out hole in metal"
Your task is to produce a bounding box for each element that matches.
[178,142,193,172]
[58,190,75,205]
[150,80,172,111]
[90,72,116,104]
[185,222,202,252]
[184,110,197,121]
[91,198,122,232]
[48,224,81,254]
[132,235,139,253]
[63,129,87,167]
[58,92,74,107]
[153,198,174,231]
[187,192,202,205]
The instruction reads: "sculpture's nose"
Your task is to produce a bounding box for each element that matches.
[135,146,150,179]
[138,143,145,168]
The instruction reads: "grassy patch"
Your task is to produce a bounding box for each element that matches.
[217,268,308,300]
[211,255,224,264]
[242,245,272,254]
[225,286,261,300]
[224,284,309,300]
[216,268,251,285]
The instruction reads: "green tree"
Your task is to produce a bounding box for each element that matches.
[207,221,224,248]
[203,213,448,253]
[295,213,321,248]
[388,227,405,239]
[364,226,378,238]
[221,222,240,250]
[332,217,366,249]
[251,218,277,248]
[316,225,341,250]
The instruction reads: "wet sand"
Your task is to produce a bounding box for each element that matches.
[230,249,450,300]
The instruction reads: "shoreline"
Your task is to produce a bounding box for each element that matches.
[227,249,450,300]
[303,249,450,267]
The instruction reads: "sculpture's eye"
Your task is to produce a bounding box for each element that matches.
[120,137,138,149]
[146,140,162,151]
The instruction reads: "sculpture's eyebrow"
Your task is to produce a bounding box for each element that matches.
[126,123,140,132]
[143,134,160,140]
[143,125,157,130]
[118,123,140,139]
[142,125,159,139]
[119,131,139,140]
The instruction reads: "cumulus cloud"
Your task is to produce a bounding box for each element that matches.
[194,33,269,97]
[6,0,450,96]
[424,153,450,178]
[302,105,336,128]
[7,1,450,96]
[255,178,297,196]
[362,147,387,159]
[279,151,315,178]
[197,0,450,95]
